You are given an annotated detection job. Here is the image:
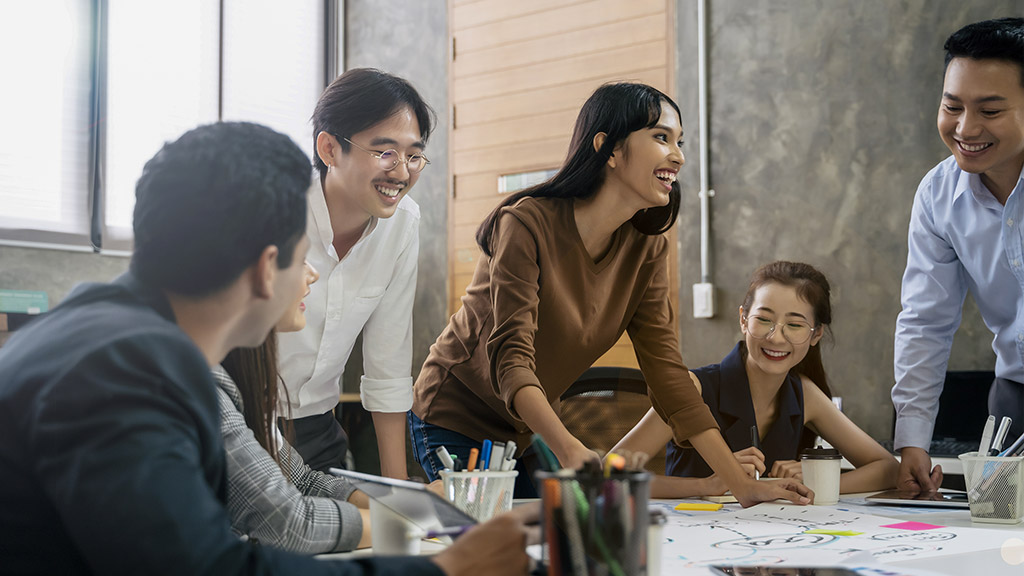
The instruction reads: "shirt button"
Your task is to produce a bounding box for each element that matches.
[1009,218,1015,227]
[1019,333,1024,342]
[1016,259,1022,268]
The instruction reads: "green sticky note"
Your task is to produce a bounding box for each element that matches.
[804,529,863,536]
[0,290,48,314]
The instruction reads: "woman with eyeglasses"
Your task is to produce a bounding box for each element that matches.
[411,82,813,507]
[276,68,435,479]
[614,261,899,498]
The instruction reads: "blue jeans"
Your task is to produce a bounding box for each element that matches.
[408,411,539,498]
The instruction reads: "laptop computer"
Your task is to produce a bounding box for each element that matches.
[881,370,993,457]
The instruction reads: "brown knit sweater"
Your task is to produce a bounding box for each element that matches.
[412,196,717,453]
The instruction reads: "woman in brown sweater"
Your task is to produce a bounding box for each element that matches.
[410,82,812,505]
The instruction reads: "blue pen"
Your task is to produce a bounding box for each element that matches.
[480,439,493,470]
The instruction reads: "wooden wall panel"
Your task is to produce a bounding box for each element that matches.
[455,69,665,127]
[455,0,663,52]
[453,40,667,103]
[453,109,577,152]
[449,0,675,370]
[454,14,667,78]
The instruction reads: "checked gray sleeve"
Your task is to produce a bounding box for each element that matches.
[214,367,362,553]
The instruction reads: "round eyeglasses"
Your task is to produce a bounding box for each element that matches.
[743,314,818,345]
[343,137,430,174]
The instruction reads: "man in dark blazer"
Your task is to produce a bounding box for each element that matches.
[0,122,530,576]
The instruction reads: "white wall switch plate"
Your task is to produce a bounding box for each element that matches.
[693,282,715,319]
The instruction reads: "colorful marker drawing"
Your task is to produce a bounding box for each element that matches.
[658,502,1005,575]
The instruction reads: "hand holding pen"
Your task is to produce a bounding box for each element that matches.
[749,425,762,480]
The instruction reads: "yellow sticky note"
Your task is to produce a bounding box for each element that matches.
[674,502,723,511]
[804,529,863,536]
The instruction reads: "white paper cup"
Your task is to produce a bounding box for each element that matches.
[370,499,420,555]
[801,447,841,505]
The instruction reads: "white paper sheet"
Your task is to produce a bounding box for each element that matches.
[657,501,1009,575]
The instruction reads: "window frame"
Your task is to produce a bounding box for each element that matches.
[0,0,344,256]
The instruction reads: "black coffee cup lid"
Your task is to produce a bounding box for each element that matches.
[800,447,840,459]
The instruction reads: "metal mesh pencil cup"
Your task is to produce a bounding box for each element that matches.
[536,469,651,576]
[958,452,1024,524]
[438,469,517,522]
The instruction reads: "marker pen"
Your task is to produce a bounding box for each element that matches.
[488,442,505,471]
[480,439,493,471]
[990,416,1013,455]
[435,446,456,470]
[978,415,996,455]
[750,425,761,480]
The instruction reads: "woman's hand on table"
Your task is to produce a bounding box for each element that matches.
[767,459,803,481]
[731,476,813,507]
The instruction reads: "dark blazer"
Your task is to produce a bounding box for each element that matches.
[0,273,439,576]
[665,342,808,478]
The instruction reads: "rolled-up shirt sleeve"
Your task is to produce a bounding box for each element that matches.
[486,211,544,418]
[360,220,418,413]
[893,181,967,451]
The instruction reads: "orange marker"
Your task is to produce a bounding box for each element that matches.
[604,452,626,476]
[466,447,480,471]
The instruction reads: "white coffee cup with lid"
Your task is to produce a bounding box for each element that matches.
[801,447,841,505]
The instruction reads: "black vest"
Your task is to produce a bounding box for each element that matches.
[664,342,809,477]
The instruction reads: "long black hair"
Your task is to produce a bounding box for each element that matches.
[475,82,682,257]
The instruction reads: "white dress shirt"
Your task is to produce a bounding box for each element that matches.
[893,155,1024,451]
[278,178,418,419]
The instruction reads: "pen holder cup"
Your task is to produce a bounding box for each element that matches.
[959,452,1024,524]
[536,469,652,576]
[439,469,517,522]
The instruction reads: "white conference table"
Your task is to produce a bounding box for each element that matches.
[836,492,1023,576]
[322,494,1024,575]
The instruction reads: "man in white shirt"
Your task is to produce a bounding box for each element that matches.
[277,68,434,479]
[893,18,1024,492]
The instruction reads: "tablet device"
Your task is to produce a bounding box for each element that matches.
[864,489,970,508]
[329,468,477,531]
[710,566,860,575]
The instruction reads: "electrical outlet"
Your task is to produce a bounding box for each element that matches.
[693,283,715,318]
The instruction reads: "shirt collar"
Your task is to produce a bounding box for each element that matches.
[211,364,244,410]
[953,163,1024,211]
[309,177,379,259]
[718,342,757,421]
[718,341,803,421]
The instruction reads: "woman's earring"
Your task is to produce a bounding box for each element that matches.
[327,163,333,173]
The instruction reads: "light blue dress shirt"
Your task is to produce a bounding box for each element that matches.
[893,155,1024,451]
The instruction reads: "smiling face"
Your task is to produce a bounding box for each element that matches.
[938,58,1024,198]
[740,282,823,380]
[275,259,319,333]
[607,100,684,212]
[323,106,424,220]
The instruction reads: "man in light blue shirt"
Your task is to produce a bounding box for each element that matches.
[893,17,1024,492]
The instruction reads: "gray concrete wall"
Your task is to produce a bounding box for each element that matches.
[339,0,449,474]
[340,0,449,393]
[674,1,1018,440]
[0,246,128,308]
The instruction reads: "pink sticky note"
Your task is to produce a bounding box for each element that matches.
[881,521,945,530]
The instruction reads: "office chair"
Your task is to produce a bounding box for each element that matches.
[559,366,665,473]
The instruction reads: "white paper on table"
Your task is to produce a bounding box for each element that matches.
[659,502,1007,575]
